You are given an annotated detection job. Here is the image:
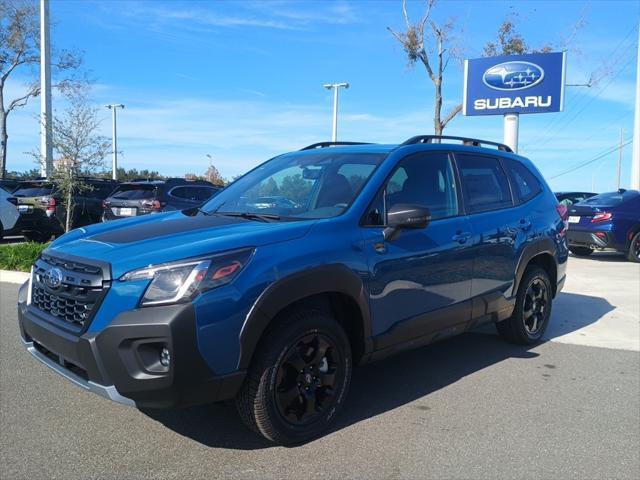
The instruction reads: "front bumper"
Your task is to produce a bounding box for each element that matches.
[18,286,245,408]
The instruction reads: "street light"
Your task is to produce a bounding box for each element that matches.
[104,104,125,180]
[323,82,349,142]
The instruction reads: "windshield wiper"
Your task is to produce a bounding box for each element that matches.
[217,211,281,222]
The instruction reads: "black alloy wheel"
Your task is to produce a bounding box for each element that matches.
[496,266,553,345]
[236,309,352,445]
[274,333,341,426]
[628,232,640,263]
[522,278,548,336]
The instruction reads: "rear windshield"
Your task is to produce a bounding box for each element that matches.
[12,184,55,197]
[580,190,639,207]
[110,184,157,200]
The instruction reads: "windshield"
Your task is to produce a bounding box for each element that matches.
[579,190,639,207]
[111,184,157,200]
[201,152,386,219]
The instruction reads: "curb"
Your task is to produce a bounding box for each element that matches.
[0,270,30,285]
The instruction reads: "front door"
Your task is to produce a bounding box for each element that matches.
[362,151,474,350]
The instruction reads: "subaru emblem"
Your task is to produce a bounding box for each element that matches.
[44,267,63,289]
[483,61,544,91]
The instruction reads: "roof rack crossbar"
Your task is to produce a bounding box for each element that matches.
[300,141,373,151]
[401,135,513,153]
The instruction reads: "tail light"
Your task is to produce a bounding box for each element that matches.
[556,204,568,221]
[6,197,17,206]
[142,199,162,210]
[102,200,109,209]
[591,212,612,223]
[46,197,56,213]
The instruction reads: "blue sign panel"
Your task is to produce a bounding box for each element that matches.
[463,52,566,116]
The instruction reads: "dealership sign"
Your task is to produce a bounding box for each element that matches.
[463,52,567,116]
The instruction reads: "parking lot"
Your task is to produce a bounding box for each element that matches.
[1,252,638,480]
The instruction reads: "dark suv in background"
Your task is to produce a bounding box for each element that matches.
[12,178,117,242]
[102,178,221,221]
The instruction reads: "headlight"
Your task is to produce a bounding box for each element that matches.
[120,248,254,306]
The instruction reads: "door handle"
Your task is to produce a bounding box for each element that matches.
[374,242,387,254]
[452,231,472,244]
[518,219,532,231]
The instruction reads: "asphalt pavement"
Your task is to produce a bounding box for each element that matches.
[1,252,638,479]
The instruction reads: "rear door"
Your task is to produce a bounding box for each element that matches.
[455,153,524,303]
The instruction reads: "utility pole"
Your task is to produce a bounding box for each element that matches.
[617,128,624,190]
[40,0,53,177]
[632,24,640,190]
[104,104,124,180]
[323,82,349,142]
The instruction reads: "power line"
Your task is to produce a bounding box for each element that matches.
[547,139,632,180]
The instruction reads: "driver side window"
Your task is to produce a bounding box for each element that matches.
[365,152,459,225]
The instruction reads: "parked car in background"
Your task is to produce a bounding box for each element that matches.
[12,178,118,242]
[18,135,568,444]
[0,179,19,193]
[102,178,221,221]
[0,187,20,240]
[566,189,640,262]
[247,195,300,211]
[555,191,597,207]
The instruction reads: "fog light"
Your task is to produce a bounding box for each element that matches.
[160,347,171,367]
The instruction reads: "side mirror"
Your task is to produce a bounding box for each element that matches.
[383,204,431,241]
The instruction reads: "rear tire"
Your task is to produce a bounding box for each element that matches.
[569,247,593,256]
[628,232,640,263]
[236,309,352,445]
[497,266,553,345]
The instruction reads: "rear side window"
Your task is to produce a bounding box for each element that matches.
[110,184,156,200]
[457,154,512,213]
[503,159,542,204]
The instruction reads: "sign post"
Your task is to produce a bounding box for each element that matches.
[463,52,567,153]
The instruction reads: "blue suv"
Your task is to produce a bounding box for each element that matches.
[18,136,568,444]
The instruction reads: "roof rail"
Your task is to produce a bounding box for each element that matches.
[300,141,373,151]
[401,135,513,153]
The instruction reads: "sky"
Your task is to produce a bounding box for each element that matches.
[5,0,640,191]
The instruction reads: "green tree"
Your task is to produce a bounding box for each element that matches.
[50,92,109,232]
[388,0,462,135]
[483,14,552,56]
[279,174,311,204]
[258,177,279,197]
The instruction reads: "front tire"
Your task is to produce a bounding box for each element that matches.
[628,232,640,263]
[497,267,553,345]
[236,309,352,445]
[570,246,593,256]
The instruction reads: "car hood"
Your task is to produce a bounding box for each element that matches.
[47,211,314,278]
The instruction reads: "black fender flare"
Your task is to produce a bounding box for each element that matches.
[237,264,372,370]
[512,238,558,297]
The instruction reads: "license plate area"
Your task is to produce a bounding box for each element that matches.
[18,204,34,213]
[114,207,136,216]
[568,216,580,224]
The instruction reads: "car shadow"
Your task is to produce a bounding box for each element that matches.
[142,294,614,451]
[570,251,627,263]
[143,333,539,451]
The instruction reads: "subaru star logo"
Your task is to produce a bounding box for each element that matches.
[483,61,544,91]
[44,267,63,289]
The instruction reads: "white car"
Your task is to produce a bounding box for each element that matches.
[0,187,20,240]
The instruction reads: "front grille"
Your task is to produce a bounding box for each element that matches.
[31,254,108,330]
[31,284,95,326]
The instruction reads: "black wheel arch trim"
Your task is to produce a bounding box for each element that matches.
[513,238,559,298]
[237,264,372,370]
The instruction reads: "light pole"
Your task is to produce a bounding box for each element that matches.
[323,82,349,142]
[105,104,125,180]
[40,0,53,177]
